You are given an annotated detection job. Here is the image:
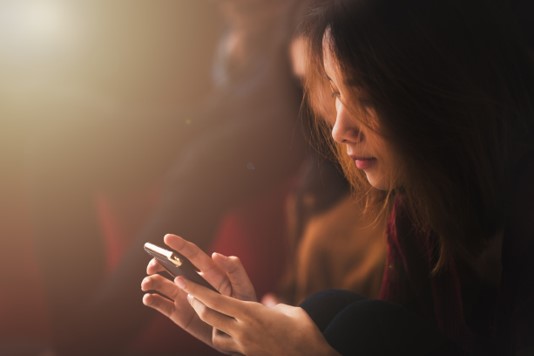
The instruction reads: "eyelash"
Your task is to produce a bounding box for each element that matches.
[329,88,372,109]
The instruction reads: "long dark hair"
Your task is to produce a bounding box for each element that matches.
[301,0,534,270]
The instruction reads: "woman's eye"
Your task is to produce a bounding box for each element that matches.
[330,91,341,99]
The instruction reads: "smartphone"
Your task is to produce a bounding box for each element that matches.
[144,242,217,292]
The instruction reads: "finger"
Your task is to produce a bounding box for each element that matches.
[142,282,199,329]
[187,294,237,337]
[142,293,176,318]
[212,253,256,301]
[176,276,248,320]
[260,293,279,307]
[211,329,242,356]
[146,257,166,274]
[141,274,180,300]
[164,234,230,292]
[164,234,215,271]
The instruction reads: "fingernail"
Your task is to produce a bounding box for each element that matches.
[213,252,228,260]
[142,294,150,306]
[187,294,194,304]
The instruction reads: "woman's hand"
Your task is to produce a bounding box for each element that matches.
[141,234,256,349]
[177,276,339,356]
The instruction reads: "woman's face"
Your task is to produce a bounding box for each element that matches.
[323,44,398,190]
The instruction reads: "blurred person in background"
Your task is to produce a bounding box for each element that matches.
[22,0,307,354]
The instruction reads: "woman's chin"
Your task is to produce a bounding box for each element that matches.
[365,172,389,191]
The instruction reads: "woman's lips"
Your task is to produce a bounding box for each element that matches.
[353,157,376,170]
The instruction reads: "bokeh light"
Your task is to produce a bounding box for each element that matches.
[3,1,68,42]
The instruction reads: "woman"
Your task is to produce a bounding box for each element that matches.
[141,0,534,354]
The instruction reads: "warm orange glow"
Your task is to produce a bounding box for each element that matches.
[0,2,221,351]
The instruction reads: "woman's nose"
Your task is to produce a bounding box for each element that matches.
[331,102,362,144]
